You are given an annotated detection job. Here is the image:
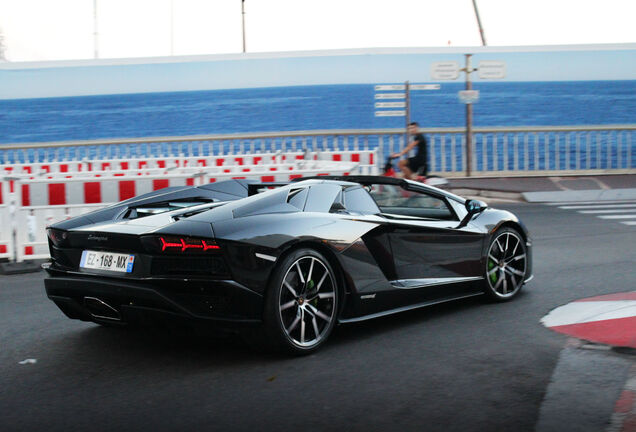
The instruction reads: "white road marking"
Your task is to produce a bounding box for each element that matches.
[546,200,635,206]
[558,203,636,210]
[551,200,636,227]
[598,214,636,219]
[579,209,636,214]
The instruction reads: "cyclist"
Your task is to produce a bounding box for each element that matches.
[390,121,428,180]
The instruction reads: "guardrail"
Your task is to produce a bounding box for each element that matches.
[1,125,634,176]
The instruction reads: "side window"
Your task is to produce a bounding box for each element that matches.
[287,187,308,210]
[368,184,455,220]
[343,186,380,214]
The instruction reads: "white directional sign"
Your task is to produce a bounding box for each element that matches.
[458,90,480,104]
[375,102,406,109]
[431,61,460,80]
[375,93,406,99]
[375,110,406,117]
[410,84,441,90]
[478,61,506,79]
[374,84,406,91]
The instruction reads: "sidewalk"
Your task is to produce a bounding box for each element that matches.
[445,174,636,202]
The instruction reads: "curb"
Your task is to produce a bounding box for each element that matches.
[524,188,636,203]
[607,364,636,432]
[446,188,524,202]
[0,260,45,275]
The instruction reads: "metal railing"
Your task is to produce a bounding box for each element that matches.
[1,125,634,176]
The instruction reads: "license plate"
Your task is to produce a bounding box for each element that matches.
[80,250,135,273]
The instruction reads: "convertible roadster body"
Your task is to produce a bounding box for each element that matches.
[44,176,532,354]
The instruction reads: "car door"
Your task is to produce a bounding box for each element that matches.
[368,182,486,292]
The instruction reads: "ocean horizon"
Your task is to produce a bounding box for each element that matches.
[0,80,635,145]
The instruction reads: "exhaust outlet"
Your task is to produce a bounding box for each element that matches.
[83,297,121,321]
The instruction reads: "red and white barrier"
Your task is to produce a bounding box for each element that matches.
[16,203,108,262]
[18,175,197,207]
[0,180,13,259]
[0,149,378,179]
[7,158,364,261]
[318,150,375,172]
[16,160,360,207]
[2,161,86,177]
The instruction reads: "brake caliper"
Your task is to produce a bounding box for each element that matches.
[488,260,498,283]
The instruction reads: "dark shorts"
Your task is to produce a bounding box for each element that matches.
[408,157,427,175]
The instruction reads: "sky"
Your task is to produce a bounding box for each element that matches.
[0,0,635,61]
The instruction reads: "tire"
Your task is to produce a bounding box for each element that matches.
[482,228,528,302]
[260,248,339,355]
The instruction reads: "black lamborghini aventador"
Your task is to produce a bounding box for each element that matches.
[44,176,533,354]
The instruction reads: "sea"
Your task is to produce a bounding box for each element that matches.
[0,81,634,168]
[1,81,635,144]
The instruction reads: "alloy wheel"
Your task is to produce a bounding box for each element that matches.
[278,255,336,348]
[486,230,527,299]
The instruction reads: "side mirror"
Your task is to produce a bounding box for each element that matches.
[465,199,487,215]
[456,199,487,229]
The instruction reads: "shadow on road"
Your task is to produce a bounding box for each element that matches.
[40,293,496,372]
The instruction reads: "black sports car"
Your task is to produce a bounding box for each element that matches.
[44,176,533,354]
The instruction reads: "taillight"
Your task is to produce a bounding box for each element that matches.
[142,236,220,254]
[47,228,68,247]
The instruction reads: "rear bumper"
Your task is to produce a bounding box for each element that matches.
[44,272,263,327]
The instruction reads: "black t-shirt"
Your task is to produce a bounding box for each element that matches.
[413,134,427,161]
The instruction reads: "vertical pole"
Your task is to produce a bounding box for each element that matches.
[93,0,99,59]
[471,0,487,46]
[465,54,473,177]
[241,0,246,53]
[10,189,16,262]
[405,80,410,149]
[170,0,174,55]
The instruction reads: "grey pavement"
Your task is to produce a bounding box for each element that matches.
[447,174,636,193]
[446,174,636,202]
[536,345,633,432]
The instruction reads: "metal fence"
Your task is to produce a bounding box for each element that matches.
[1,125,634,176]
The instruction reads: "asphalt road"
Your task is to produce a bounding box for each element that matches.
[1,203,635,432]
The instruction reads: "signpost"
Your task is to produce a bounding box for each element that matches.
[375,111,407,117]
[464,55,476,176]
[410,84,441,91]
[478,61,506,79]
[375,93,406,99]
[375,102,406,109]
[430,56,506,176]
[431,62,460,80]
[373,81,440,148]
[458,90,480,104]
[374,84,405,91]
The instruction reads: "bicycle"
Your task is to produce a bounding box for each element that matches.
[382,156,448,187]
